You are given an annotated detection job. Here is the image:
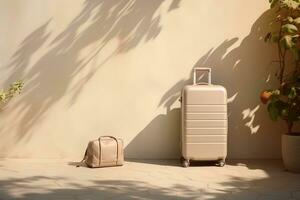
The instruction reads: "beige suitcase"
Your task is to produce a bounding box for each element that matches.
[79,136,124,168]
[181,68,227,167]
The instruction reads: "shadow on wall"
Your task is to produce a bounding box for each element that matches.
[0,161,299,199]
[125,108,181,159]
[125,9,284,159]
[1,0,181,143]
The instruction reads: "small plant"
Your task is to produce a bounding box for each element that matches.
[0,80,24,104]
[262,0,300,135]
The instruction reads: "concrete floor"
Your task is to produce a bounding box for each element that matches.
[0,159,299,200]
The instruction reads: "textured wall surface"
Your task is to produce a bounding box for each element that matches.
[0,0,285,159]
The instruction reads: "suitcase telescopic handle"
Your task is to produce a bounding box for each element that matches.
[193,68,211,85]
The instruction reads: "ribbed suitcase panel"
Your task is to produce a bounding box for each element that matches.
[185,128,227,135]
[185,143,227,160]
[185,120,227,128]
[185,105,227,113]
[185,113,227,120]
[186,135,227,143]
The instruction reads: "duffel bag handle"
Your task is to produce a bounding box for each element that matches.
[193,67,211,85]
[99,135,118,141]
[98,135,120,165]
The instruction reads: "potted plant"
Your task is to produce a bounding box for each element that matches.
[262,0,300,172]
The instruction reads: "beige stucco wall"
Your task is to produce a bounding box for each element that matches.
[0,0,285,159]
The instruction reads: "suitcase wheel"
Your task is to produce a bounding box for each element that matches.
[218,159,225,167]
[182,159,190,168]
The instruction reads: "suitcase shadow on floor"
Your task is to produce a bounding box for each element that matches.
[126,159,182,166]
[126,160,227,167]
[187,160,225,167]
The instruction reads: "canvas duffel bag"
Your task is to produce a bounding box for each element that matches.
[78,136,124,168]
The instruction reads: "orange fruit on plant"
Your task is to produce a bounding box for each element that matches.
[260,91,272,104]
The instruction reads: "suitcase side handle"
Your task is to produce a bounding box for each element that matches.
[193,68,211,85]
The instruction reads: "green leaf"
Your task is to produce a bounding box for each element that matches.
[282,108,289,117]
[0,90,9,103]
[268,101,280,121]
[0,80,24,104]
[272,89,281,96]
[280,35,295,48]
[287,16,294,23]
[282,24,298,33]
[294,17,300,24]
[280,0,300,9]
[0,91,6,102]
[267,100,287,121]
[288,87,297,99]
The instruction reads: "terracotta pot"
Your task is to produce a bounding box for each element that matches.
[282,134,300,173]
